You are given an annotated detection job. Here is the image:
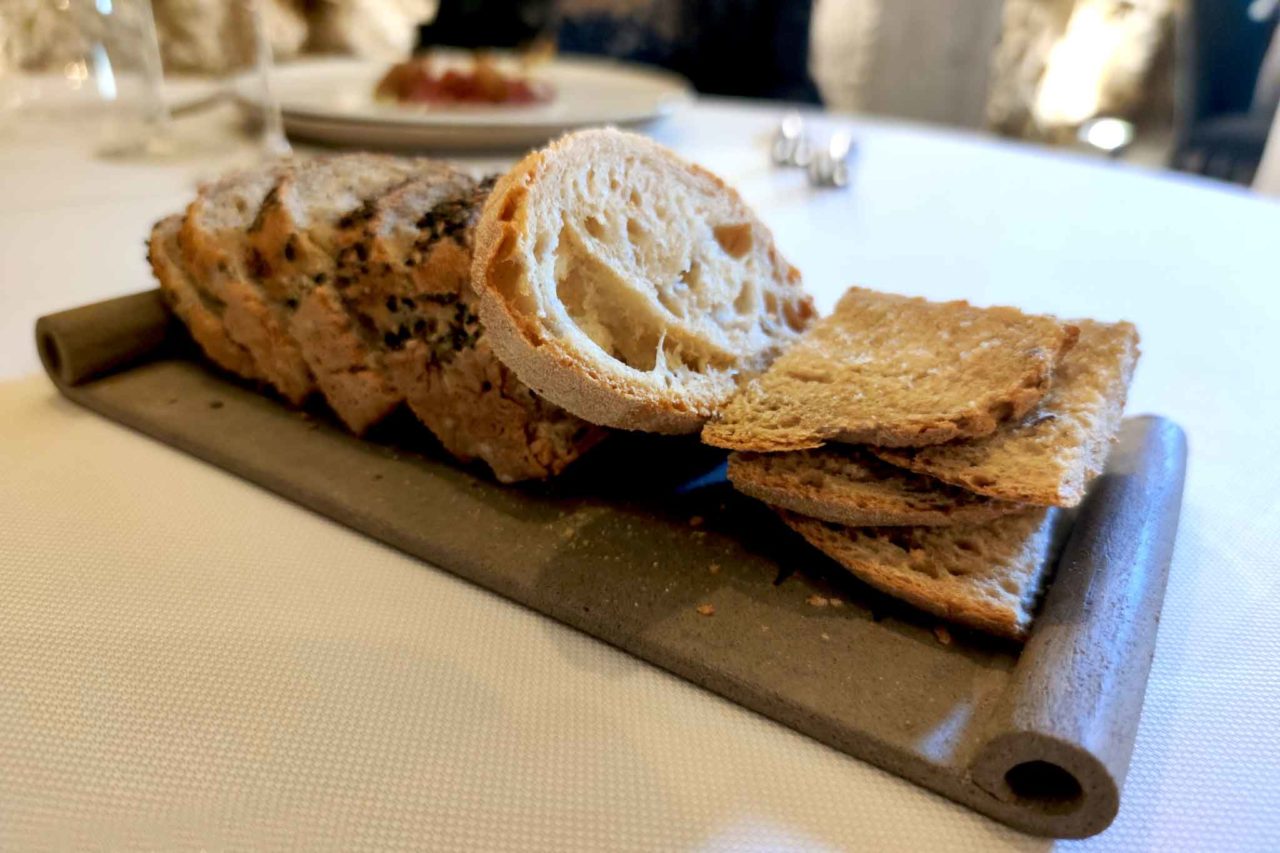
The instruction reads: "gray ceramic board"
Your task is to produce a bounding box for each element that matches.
[35,291,1187,838]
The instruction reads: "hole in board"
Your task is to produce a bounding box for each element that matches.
[1004,761,1084,807]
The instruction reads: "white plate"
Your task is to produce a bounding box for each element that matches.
[238,55,693,151]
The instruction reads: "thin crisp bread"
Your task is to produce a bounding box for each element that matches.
[703,288,1078,452]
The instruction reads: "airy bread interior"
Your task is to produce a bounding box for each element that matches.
[473,128,814,432]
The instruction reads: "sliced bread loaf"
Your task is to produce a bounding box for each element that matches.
[728,447,1025,526]
[180,163,314,404]
[781,508,1061,640]
[149,215,261,380]
[872,319,1139,507]
[703,288,1078,452]
[471,128,816,433]
[336,173,604,482]
[244,154,434,432]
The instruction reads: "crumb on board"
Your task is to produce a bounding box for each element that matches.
[829,598,844,608]
[696,603,716,617]
[933,625,953,646]
[807,594,830,608]
[689,515,705,528]
[821,632,831,641]
[708,562,721,575]
[561,527,576,541]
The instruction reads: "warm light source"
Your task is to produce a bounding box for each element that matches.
[1077,117,1135,155]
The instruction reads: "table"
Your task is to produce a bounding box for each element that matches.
[3,97,1279,851]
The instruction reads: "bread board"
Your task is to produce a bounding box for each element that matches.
[35,291,1187,839]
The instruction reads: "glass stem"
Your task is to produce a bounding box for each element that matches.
[248,0,290,158]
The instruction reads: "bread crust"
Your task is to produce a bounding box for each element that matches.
[149,216,262,380]
[180,165,315,404]
[471,128,814,434]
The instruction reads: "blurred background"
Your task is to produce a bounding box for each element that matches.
[2,0,1279,192]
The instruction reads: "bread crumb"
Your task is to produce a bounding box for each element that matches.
[821,632,831,641]
[696,603,716,617]
[829,598,844,608]
[561,527,576,540]
[934,625,953,645]
[689,515,705,528]
[708,562,721,575]
[807,594,830,607]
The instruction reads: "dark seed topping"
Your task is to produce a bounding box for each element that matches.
[248,249,271,280]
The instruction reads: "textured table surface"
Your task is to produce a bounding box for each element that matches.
[2,93,1279,850]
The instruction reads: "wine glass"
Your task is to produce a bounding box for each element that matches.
[15,0,290,163]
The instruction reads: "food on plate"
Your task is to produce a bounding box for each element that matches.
[701,287,1079,452]
[374,53,553,106]
[470,127,816,433]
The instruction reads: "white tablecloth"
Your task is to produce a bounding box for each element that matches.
[3,98,1279,851]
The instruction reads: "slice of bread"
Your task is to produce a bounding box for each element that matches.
[471,128,816,433]
[246,154,433,431]
[872,319,1139,507]
[702,288,1079,452]
[781,508,1061,640]
[149,215,261,380]
[338,174,604,482]
[180,163,315,404]
[729,447,1025,526]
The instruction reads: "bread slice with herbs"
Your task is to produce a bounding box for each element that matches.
[337,173,605,482]
[729,446,1025,526]
[470,128,816,434]
[702,288,1079,452]
[781,508,1061,641]
[872,319,1139,507]
[149,215,261,380]
[244,154,435,432]
[180,163,314,404]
